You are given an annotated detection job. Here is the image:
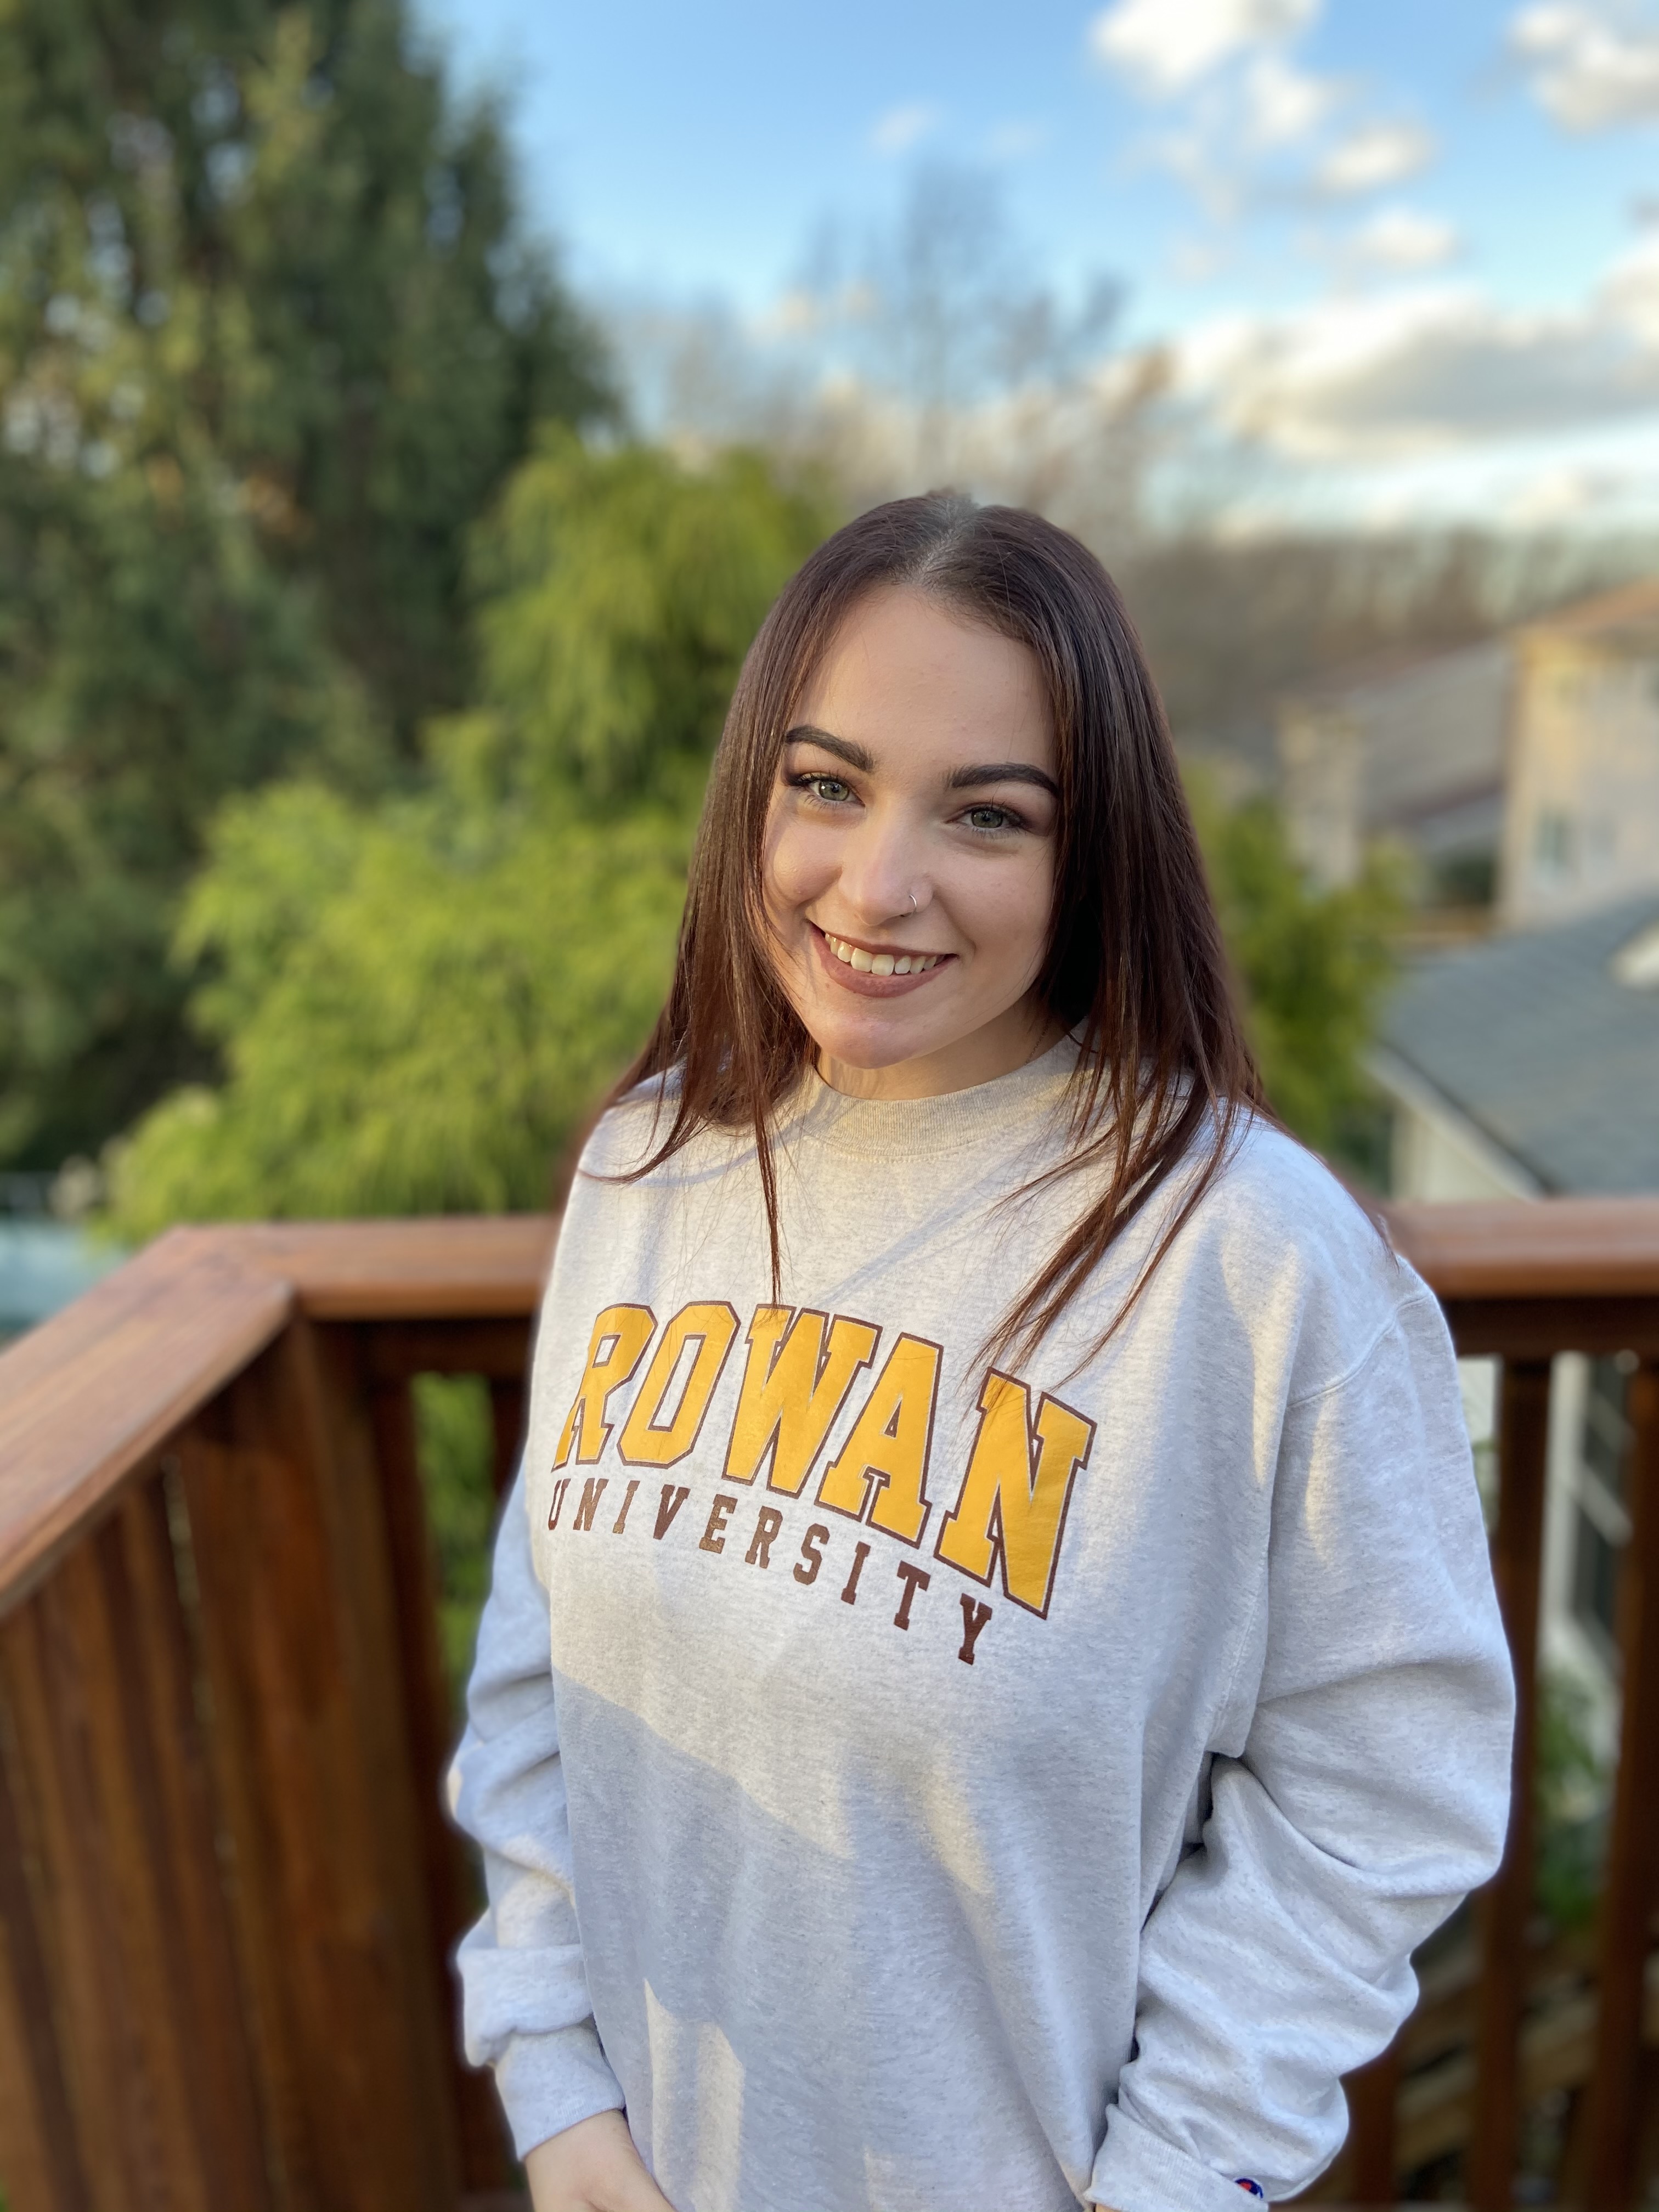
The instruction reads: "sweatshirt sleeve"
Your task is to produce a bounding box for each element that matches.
[1090,1290,1515,2211]
[446,1468,626,2157]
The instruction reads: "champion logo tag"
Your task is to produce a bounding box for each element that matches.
[1234,2184,1266,2200]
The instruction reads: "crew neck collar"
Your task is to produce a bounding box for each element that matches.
[786,1034,1084,1159]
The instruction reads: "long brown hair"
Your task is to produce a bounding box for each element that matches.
[615,492,1268,1365]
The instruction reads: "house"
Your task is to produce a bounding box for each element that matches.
[1275,639,1513,898]
[1371,894,1659,1736]
[1275,577,1659,924]
[1499,578,1659,928]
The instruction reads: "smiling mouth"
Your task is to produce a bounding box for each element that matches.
[806,923,955,999]
[817,927,945,978]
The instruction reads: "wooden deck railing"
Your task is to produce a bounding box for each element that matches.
[0,1200,1656,2210]
[0,1220,554,2212]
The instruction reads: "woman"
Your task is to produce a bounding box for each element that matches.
[449,495,1513,2212]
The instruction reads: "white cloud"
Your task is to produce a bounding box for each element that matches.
[1176,250,1659,465]
[1088,0,1319,95]
[1194,428,1659,534]
[1602,229,1659,342]
[1242,53,1341,145]
[1502,460,1630,524]
[1131,61,1342,223]
[1510,4,1659,130]
[1142,127,1248,223]
[1351,207,1460,269]
[870,103,940,156]
[1316,121,1436,193]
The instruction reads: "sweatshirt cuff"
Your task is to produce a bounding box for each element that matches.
[492,2025,627,2160]
[1089,2106,1269,2212]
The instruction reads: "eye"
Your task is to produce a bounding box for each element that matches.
[789,771,856,806]
[961,803,1023,834]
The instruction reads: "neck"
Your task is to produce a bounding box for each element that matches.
[816,999,1067,1102]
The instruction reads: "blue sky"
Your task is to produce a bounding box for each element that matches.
[412,0,1659,526]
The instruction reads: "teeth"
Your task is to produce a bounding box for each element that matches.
[823,933,940,975]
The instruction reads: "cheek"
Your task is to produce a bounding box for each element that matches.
[763,810,836,911]
[951,850,1056,972]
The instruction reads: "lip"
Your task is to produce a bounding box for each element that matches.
[808,922,955,999]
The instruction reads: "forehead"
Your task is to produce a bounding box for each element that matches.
[796,588,1052,766]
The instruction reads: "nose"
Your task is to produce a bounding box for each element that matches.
[835,805,924,928]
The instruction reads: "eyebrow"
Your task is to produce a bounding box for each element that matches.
[783,725,872,771]
[946,760,1061,799]
[783,725,1060,802]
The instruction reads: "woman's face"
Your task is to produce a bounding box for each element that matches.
[762,586,1063,1099]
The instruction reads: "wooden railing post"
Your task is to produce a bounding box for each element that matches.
[1584,1356,1659,2209]
[1468,1356,1551,2212]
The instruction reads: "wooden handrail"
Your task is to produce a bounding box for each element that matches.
[0,1217,558,1619]
[3,1198,1657,1622]
[0,1239,292,1613]
[181,1216,560,1319]
[1389,1196,1659,1300]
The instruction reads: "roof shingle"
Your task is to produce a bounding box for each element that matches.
[1380,894,1659,1193]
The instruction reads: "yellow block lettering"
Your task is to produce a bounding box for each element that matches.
[723,1306,879,1494]
[815,1334,941,1544]
[618,1301,741,1467]
[555,1305,657,1468]
[934,1372,1094,1617]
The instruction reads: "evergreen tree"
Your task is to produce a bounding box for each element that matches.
[1187,775,1402,1163]
[0,0,612,1166]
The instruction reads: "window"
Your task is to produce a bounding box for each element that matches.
[1532,809,1575,882]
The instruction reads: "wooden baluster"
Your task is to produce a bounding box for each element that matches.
[178,1318,461,2212]
[369,1365,512,2193]
[1468,1356,1551,2212]
[0,1655,91,2212]
[0,1506,261,2212]
[488,1377,527,1498]
[1344,2040,1400,2204]
[1,1504,276,2212]
[173,1410,319,2211]
[99,1480,272,2211]
[1,1582,167,2212]
[1584,1355,1659,2210]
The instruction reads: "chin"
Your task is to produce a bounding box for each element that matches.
[810,1017,939,1072]
[821,1040,919,1073]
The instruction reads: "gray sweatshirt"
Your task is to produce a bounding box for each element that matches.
[448,1040,1513,2212]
